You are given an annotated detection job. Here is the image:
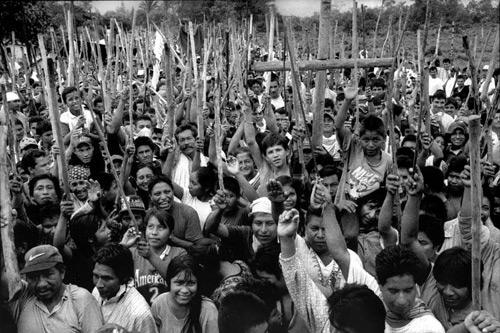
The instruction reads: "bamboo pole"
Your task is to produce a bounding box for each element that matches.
[380,17,392,58]
[476,27,494,70]
[480,25,499,102]
[213,58,224,191]
[188,21,203,140]
[10,32,17,92]
[352,0,360,136]
[0,83,17,172]
[462,36,479,114]
[265,3,275,94]
[468,115,482,311]
[0,121,20,300]
[434,19,443,59]
[252,57,394,72]
[38,34,71,196]
[127,9,137,143]
[311,0,331,148]
[328,20,338,89]
[66,2,76,87]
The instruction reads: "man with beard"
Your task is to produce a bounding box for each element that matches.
[170,123,206,191]
[445,156,467,219]
[2,245,104,333]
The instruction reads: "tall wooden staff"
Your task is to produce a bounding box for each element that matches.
[311,0,331,148]
[66,2,76,87]
[213,49,224,191]
[476,27,494,70]
[462,36,479,114]
[0,120,20,299]
[188,21,203,140]
[0,83,17,171]
[265,3,275,94]
[380,17,392,58]
[468,115,482,311]
[38,34,71,196]
[480,26,499,102]
[352,1,360,135]
[434,19,443,59]
[127,9,137,143]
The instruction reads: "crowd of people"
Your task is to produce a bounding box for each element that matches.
[0,16,500,333]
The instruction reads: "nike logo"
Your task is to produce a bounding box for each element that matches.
[28,253,45,261]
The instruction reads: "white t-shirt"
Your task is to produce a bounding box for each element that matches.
[385,314,445,333]
[428,77,445,96]
[181,188,212,229]
[60,108,94,131]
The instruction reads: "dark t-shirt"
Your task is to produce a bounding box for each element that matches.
[168,201,203,243]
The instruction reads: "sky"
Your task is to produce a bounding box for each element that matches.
[91,0,495,17]
[91,0,400,16]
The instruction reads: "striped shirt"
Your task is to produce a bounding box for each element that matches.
[93,284,157,333]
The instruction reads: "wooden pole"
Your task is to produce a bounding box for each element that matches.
[434,19,442,59]
[265,3,275,94]
[0,120,20,300]
[480,25,499,102]
[476,27,494,70]
[468,115,482,311]
[38,34,71,196]
[462,36,479,114]
[380,17,392,58]
[0,83,17,172]
[128,9,137,143]
[66,2,76,86]
[311,0,331,149]
[252,57,393,72]
[352,0,360,135]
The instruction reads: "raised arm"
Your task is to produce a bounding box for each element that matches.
[228,122,245,155]
[203,190,229,238]
[378,174,399,247]
[311,183,350,278]
[334,85,357,146]
[262,94,279,134]
[400,167,431,283]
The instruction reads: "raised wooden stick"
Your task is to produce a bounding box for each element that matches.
[38,34,71,196]
[66,2,76,86]
[462,36,479,114]
[311,0,331,148]
[127,9,137,143]
[434,18,443,59]
[480,25,499,102]
[380,16,392,58]
[265,3,275,94]
[0,120,20,299]
[252,57,393,72]
[352,0,360,135]
[468,115,482,311]
[0,83,17,171]
[476,27,494,70]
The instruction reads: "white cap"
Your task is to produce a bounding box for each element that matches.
[249,197,272,216]
[6,92,20,102]
[483,64,489,70]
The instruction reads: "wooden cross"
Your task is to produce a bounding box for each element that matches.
[250,0,394,148]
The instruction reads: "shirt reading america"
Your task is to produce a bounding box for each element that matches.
[131,245,186,305]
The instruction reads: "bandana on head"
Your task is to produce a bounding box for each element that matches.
[68,166,91,182]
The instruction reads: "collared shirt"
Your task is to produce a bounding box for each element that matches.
[11,282,104,333]
[92,284,157,333]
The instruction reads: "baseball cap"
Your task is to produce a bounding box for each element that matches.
[249,197,272,216]
[6,91,20,102]
[120,195,146,215]
[19,137,38,151]
[483,64,489,71]
[21,245,64,274]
